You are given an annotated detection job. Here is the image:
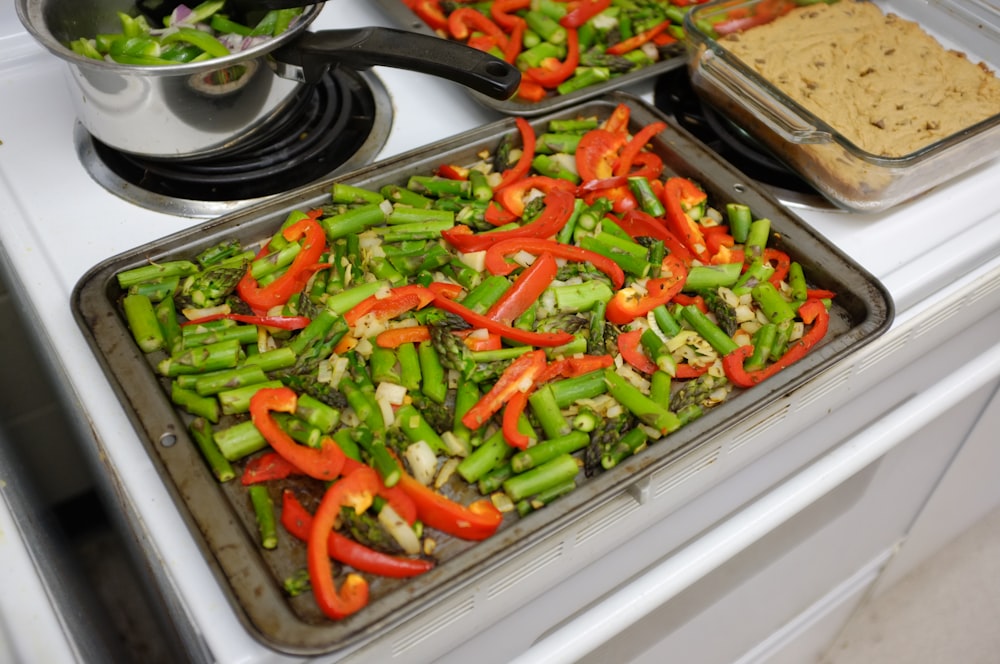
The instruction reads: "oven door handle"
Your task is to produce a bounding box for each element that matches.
[513,341,1000,664]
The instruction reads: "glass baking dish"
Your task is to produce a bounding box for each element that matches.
[683,0,1000,212]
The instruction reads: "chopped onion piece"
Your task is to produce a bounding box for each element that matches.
[378,505,421,555]
[404,440,438,486]
[434,458,461,490]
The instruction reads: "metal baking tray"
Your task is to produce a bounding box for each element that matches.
[72,92,893,656]
[683,0,1000,212]
[374,0,688,116]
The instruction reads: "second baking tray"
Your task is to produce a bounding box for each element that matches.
[72,92,893,656]
[374,0,689,116]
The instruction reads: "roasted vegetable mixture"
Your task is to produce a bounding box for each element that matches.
[116,103,835,621]
[401,0,711,102]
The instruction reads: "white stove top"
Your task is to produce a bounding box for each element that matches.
[1,3,999,663]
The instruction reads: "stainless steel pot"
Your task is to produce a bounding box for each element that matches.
[16,1,521,158]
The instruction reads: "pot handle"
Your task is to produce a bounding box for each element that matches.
[273,27,521,100]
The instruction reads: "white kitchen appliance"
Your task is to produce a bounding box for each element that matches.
[1,2,998,663]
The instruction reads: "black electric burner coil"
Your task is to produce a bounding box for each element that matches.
[653,67,816,195]
[91,68,377,202]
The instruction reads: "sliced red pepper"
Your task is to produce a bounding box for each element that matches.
[435,163,469,180]
[461,330,503,351]
[605,253,687,325]
[249,387,345,482]
[237,217,328,314]
[576,129,628,182]
[409,0,450,32]
[561,0,611,27]
[486,251,558,325]
[537,354,615,382]
[661,177,711,263]
[396,469,503,541]
[516,77,547,103]
[426,281,465,299]
[441,187,576,253]
[806,288,837,300]
[763,248,791,287]
[462,349,548,429]
[623,150,664,181]
[602,103,631,134]
[375,325,431,348]
[618,329,657,374]
[491,0,531,31]
[307,467,378,620]
[241,451,302,485]
[281,490,433,579]
[502,17,525,63]
[495,175,575,217]
[497,117,537,190]
[606,19,672,55]
[485,200,520,226]
[502,391,533,450]
[797,298,827,325]
[432,290,574,347]
[182,312,311,330]
[722,302,829,388]
[448,7,508,44]
[526,27,579,88]
[341,457,418,525]
[343,285,435,326]
[676,363,711,379]
[617,209,695,265]
[484,237,625,289]
[673,293,707,313]
[614,121,667,177]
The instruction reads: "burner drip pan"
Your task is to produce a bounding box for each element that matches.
[75,68,392,218]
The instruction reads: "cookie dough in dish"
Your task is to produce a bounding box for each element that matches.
[718,1,1000,157]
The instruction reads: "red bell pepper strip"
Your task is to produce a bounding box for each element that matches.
[432,290,574,347]
[538,354,615,382]
[491,0,531,31]
[409,0,450,32]
[502,390,533,450]
[502,17,525,63]
[396,468,503,541]
[249,387,346,482]
[483,237,625,289]
[614,121,667,177]
[497,117,537,190]
[602,103,631,134]
[722,301,829,388]
[605,253,687,325]
[435,163,469,180]
[623,151,664,181]
[486,251,558,325]
[561,0,611,27]
[448,8,508,44]
[307,467,378,620]
[281,490,433,579]
[485,201,520,227]
[618,329,657,374]
[462,349,548,429]
[617,209,695,265]
[343,285,435,326]
[673,293,707,313]
[661,177,711,263]
[340,457,418,525]
[182,312,312,330]
[441,187,576,253]
[526,28,579,88]
[806,288,837,301]
[375,325,432,348]
[241,451,302,485]
[576,129,628,182]
[237,217,328,314]
[676,363,711,379]
[763,248,791,287]
[495,175,575,217]
[606,19,672,55]
[796,298,827,326]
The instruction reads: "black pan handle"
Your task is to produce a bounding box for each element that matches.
[273,27,521,100]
